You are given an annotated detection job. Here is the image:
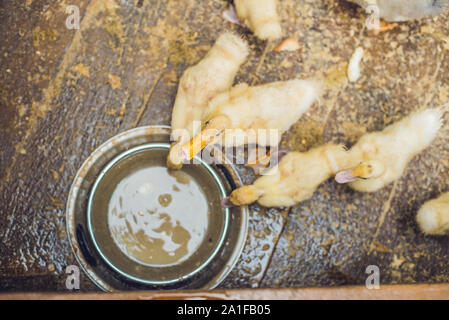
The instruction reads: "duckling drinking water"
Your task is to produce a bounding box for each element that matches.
[228,144,349,207]
[417,192,449,235]
[347,0,449,21]
[167,79,322,169]
[168,33,249,169]
[335,108,443,192]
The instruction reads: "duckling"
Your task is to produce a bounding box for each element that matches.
[347,0,449,21]
[227,144,349,207]
[417,192,449,235]
[168,33,249,169]
[234,0,283,40]
[167,79,323,168]
[335,108,443,192]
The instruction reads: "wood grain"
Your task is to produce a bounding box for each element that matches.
[2,283,449,300]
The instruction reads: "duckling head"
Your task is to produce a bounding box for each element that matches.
[335,160,385,184]
[228,185,263,206]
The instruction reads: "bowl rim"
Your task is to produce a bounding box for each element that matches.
[86,142,230,285]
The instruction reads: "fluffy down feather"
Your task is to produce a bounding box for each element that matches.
[417,192,449,235]
[229,144,349,207]
[339,108,442,192]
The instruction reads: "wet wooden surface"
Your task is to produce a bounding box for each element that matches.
[0,0,448,292]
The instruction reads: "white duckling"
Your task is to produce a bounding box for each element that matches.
[234,0,283,40]
[335,108,443,192]
[347,0,449,21]
[167,79,323,168]
[417,192,449,235]
[168,33,249,169]
[227,144,349,207]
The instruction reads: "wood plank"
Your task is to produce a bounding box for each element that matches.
[2,283,449,300]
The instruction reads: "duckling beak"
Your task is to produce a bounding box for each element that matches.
[178,115,229,161]
[167,129,220,169]
[335,163,369,184]
[166,143,184,170]
[221,197,236,208]
[335,169,358,184]
[179,130,211,161]
[335,161,384,184]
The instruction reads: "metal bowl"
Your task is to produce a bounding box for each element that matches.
[66,126,248,291]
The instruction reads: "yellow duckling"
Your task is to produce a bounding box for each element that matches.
[417,192,449,236]
[168,79,322,169]
[335,108,443,192]
[168,33,249,169]
[228,144,348,207]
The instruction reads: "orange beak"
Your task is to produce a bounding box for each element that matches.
[178,115,230,161]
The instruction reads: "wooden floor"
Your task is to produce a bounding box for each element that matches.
[3,284,449,300]
[1,0,448,292]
